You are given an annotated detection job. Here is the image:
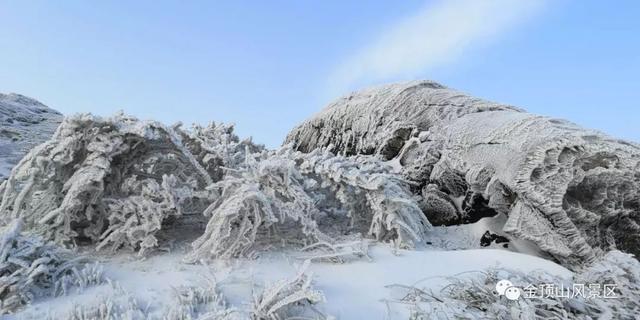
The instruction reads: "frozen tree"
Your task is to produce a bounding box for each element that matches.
[1,111,429,261]
[0,219,105,314]
[285,80,640,268]
[187,147,431,261]
[0,113,258,255]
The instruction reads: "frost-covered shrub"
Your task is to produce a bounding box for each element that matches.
[97,175,189,255]
[163,280,239,320]
[297,239,374,263]
[0,114,258,255]
[188,147,431,260]
[251,260,327,320]
[0,219,105,314]
[385,250,640,319]
[57,278,237,320]
[176,121,264,181]
[62,282,149,320]
[574,250,640,318]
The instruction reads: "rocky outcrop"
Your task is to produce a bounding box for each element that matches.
[285,80,640,267]
[0,93,63,180]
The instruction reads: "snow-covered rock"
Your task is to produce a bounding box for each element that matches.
[285,80,640,268]
[0,93,62,181]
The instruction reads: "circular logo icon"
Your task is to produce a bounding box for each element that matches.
[495,279,514,295]
[505,286,521,301]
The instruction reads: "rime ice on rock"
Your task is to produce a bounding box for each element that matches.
[0,93,63,181]
[285,80,640,268]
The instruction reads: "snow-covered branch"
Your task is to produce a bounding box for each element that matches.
[188,147,430,261]
[0,219,105,314]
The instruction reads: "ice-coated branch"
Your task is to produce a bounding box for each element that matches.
[188,146,431,261]
[0,219,104,314]
[0,113,258,255]
[251,260,327,320]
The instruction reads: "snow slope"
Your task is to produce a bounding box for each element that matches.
[0,93,62,180]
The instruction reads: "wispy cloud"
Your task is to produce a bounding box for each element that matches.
[329,0,546,93]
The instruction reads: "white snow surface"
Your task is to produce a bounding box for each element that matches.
[10,241,571,320]
[0,93,62,180]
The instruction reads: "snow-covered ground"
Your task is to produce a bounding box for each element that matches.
[10,218,571,320]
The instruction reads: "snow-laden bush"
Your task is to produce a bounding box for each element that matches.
[64,279,238,320]
[1,112,430,259]
[385,250,640,319]
[188,147,431,260]
[62,281,149,320]
[297,239,374,263]
[0,114,259,255]
[57,266,319,320]
[0,219,105,314]
[163,278,239,320]
[176,121,264,181]
[251,260,328,320]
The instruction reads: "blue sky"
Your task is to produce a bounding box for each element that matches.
[1,0,638,147]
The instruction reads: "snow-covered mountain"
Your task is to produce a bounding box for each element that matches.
[1,83,639,319]
[0,93,62,180]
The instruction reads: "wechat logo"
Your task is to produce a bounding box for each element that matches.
[496,279,522,301]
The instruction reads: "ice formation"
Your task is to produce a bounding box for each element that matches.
[1,83,638,317]
[188,147,430,261]
[0,93,62,181]
[386,250,640,319]
[285,80,640,267]
[0,219,104,314]
[0,112,428,261]
[251,260,326,319]
[0,113,254,255]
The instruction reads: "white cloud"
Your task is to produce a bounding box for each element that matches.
[330,0,545,92]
